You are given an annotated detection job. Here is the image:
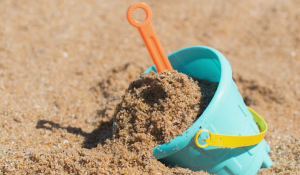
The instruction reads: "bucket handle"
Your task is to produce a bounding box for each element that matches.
[195,107,268,148]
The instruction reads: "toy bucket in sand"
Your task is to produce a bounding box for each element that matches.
[126,3,272,174]
[144,46,273,174]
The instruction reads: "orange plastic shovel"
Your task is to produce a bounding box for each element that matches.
[127,2,173,72]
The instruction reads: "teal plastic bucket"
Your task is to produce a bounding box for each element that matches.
[143,46,272,175]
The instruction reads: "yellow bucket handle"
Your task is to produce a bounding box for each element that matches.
[195,107,267,148]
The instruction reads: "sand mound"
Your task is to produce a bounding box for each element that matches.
[114,71,218,143]
[1,0,300,174]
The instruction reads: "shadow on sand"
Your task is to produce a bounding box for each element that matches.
[36,119,113,149]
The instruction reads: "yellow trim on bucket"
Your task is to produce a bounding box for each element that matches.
[195,107,267,148]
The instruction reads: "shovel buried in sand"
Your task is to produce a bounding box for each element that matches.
[127,2,272,175]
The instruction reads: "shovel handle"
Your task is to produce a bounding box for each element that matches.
[127,2,173,72]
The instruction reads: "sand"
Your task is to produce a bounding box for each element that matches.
[2,69,218,174]
[108,70,216,174]
[0,0,300,174]
[114,71,217,144]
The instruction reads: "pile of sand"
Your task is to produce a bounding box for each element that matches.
[111,70,217,173]
[2,70,218,174]
[114,71,218,143]
[1,0,300,174]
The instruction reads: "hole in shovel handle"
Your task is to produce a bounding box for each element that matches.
[127,2,152,28]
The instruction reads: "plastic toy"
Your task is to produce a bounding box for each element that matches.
[126,3,272,174]
[127,2,173,72]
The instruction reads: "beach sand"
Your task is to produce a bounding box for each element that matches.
[0,0,299,174]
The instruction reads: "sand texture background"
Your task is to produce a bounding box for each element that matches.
[0,0,299,174]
